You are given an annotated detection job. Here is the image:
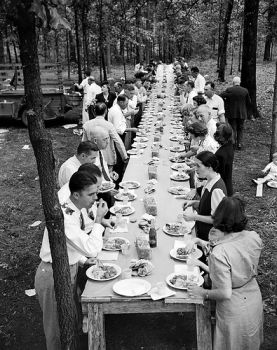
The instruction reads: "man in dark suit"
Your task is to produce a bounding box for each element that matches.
[221,76,252,150]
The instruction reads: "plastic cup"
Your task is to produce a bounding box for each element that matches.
[122,268,132,279]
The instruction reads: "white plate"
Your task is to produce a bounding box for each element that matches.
[103,237,130,251]
[98,181,115,193]
[170,173,190,181]
[132,143,147,149]
[170,146,186,153]
[267,181,277,188]
[166,273,204,290]
[119,180,140,189]
[114,192,137,201]
[86,263,121,281]
[169,247,203,261]
[113,278,151,297]
[169,155,187,163]
[134,137,149,142]
[163,221,194,236]
[110,205,135,216]
[168,186,190,196]
[171,163,190,172]
[127,149,140,155]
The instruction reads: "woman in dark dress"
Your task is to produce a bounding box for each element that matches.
[95,81,116,119]
[214,123,234,195]
[183,151,227,241]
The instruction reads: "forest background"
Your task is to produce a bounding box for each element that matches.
[0,0,277,349]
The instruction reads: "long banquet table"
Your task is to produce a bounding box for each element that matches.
[81,65,212,350]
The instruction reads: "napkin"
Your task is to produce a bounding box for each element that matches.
[148,286,176,300]
[111,217,129,233]
[97,251,119,261]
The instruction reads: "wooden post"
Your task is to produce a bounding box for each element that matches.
[196,303,212,350]
[88,303,105,350]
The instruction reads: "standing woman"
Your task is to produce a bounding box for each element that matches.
[183,151,226,241]
[188,196,263,350]
[214,123,235,195]
[95,81,116,119]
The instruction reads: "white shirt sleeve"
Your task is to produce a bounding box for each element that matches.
[58,166,76,188]
[65,214,104,259]
[217,96,225,115]
[211,188,225,215]
[108,108,126,135]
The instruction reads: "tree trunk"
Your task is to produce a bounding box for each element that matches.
[66,31,71,79]
[241,0,260,118]
[217,0,223,69]
[271,60,277,158]
[0,30,4,63]
[15,3,79,349]
[55,31,63,91]
[264,34,272,61]
[5,28,12,63]
[69,31,76,63]
[238,16,243,72]
[74,4,82,83]
[218,0,234,81]
[81,4,89,70]
[106,38,111,74]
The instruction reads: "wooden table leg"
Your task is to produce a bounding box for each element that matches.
[196,303,212,350]
[88,303,105,350]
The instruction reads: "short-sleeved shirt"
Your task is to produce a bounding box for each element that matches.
[205,94,225,121]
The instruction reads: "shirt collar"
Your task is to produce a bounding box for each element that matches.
[204,173,221,192]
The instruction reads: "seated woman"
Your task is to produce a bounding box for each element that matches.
[183,151,226,241]
[214,123,234,195]
[187,196,263,350]
[181,122,219,161]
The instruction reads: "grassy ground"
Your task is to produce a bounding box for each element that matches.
[0,61,276,349]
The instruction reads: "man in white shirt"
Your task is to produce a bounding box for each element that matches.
[35,170,108,350]
[83,103,128,171]
[84,76,101,122]
[191,66,206,94]
[108,94,137,139]
[204,81,225,123]
[58,141,98,188]
[196,104,217,137]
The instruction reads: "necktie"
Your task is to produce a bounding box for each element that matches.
[99,151,110,181]
[80,212,85,230]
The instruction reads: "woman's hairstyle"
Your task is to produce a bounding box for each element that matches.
[101,81,110,91]
[196,151,219,172]
[214,123,234,145]
[186,122,208,137]
[69,171,98,193]
[213,196,248,233]
[192,95,206,106]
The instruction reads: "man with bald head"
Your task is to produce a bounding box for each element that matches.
[195,104,217,137]
[221,76,252,150]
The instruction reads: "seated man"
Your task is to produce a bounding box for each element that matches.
[58,141,97,187]
[35,170,108,350]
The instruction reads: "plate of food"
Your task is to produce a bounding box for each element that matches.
[162,222,182,236]
[163,221,194,236]
[113,278,152,297]
[170,146,186,153]
[170,247,203,261]
[169,129,184,135]
[98,181,115,193]
[86,263,121,281]
[169,136,180,142]
[170,173,190,181]
[168,186,191,196]
[134,136,149,143]
[127,149,140,155]
[103,237,130,251]
[132,142,147,149]
[169,154,187,163]
[166,272,204,290]
[119,180,140,189]
[267,181,277,188]
[114,191,137,201]
[110,205,135,216]
[171,163,190,172]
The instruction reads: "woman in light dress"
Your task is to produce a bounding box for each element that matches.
[187,196,263,350]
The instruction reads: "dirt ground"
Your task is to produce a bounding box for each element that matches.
[0,61,277,349]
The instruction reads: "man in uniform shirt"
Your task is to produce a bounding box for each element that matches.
[204,81,225,123]
[35,170,108,350]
